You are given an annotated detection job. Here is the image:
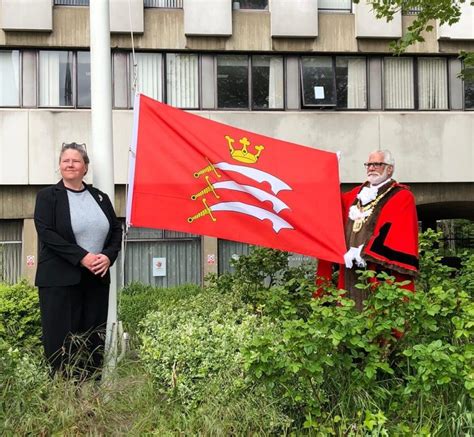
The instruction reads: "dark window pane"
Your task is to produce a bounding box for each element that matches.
[77,51,91,107]
[301,57,336,106]
[60,53,73,106]
[252,55,283,109]
[464,68,474,110]
[217,55,248,109]
[238,0,268,9]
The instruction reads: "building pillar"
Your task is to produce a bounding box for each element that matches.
[21,218,37,284]
[202,236,218,283]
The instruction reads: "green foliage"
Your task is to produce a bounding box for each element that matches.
[2,230,473,434]
[119,282,202,336]
[139,288,271,406]
[352,0,474,78]
[0,340,50,433]
[0,280,41,350]
[241,235,473,433]
[207,246,316,318]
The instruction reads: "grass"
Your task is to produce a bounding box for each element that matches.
[1,355,292,436]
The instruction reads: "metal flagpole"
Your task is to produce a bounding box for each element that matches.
[89,0,117,378]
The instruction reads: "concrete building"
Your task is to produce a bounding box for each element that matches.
[0,0,473,285]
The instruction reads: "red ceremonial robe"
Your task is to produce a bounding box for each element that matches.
[316,181,419,297]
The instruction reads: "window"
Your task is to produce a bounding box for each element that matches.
[217,55,284,109]
[39,51,74,107]
[318,0,351,12]
[132,53,163,104]
[238,0,268,9]
[0,220,22,284]
[302,57,336,106]
[0,50,20,107]
[301,56,367,108]
[144,0,183,7]
[384,57,414,109]
[39,51,90,108]
[77,51,91,107]
[403,6,422,15]
[464,68,474,110]
[166,53,199,109]
[418,58,448,110]
[336,57,367,109]
[217,55,249,109]
[251,55,284,109]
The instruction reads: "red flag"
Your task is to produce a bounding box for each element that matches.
[127,94,346,263]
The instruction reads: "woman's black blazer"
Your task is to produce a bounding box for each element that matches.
[34,180,122,287]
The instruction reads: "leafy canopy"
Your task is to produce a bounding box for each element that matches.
[353,0,474,74]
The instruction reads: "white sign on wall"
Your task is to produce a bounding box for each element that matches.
[152,257,166,277]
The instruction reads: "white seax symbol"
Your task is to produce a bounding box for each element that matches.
[209,202,293,233]
[215,162,292,195]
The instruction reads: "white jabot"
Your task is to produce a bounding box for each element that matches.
[357,186,378,206]
[357,178,392,206]
[343,244,367,269]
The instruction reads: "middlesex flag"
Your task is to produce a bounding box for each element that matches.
[127,94,346,263]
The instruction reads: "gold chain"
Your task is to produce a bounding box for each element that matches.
[352,184,395,233]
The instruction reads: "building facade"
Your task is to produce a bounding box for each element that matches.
[1,0,473,285]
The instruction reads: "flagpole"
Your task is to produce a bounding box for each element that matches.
[89,0,117,378]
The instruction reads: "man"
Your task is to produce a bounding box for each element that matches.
[317,150,419,310]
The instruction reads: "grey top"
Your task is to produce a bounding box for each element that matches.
[67,187,110,254]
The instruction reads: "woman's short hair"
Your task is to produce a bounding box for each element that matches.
[60,142,90,165]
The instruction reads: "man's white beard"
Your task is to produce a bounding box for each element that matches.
[367,168,390,186]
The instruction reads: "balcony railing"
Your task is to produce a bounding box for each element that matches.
[318,0,352,12]
[144,0,183,7]
[54,0,89,5]
[403,6,422,15]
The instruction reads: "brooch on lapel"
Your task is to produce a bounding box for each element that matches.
[98,194,103,202]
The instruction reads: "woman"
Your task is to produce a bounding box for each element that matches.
[34,142,122,376]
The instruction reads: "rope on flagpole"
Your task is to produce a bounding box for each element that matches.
[113,0,140,366]
[121,0,139,288]
[128,0,138,95]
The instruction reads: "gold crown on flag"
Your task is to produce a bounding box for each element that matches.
[225,135,264,164]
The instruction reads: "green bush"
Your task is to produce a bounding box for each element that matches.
[0,280,41,350]
[241,232,474,434]
[119,282,202,336]
[139,288,273,407]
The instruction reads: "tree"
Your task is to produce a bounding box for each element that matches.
[353,0,474,77]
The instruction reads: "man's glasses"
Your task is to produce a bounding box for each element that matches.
[364,162,388,169]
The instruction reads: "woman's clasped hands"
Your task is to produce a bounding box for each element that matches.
[80,253,111,277]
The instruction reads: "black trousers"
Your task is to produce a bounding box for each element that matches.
[38,269,109,375]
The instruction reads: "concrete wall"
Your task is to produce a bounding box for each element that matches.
[183,0,232,36]
[438,2,474,40]
[1,0,52,32]
[110,0,144,34]
[1,6,471,54]
[354,0,401,39]
[1,109,472,187]
[270,0,318,38]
